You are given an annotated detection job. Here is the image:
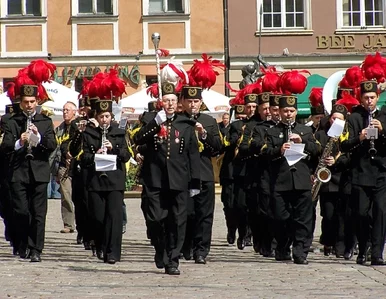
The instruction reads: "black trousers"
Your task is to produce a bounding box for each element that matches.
[184,181,215,258]
[352,182,386,259]
[232,176,248,239]
[145,186,188,268]
[271,190,313,259]
[337,193,357,254]
[319,192,340,247]
[72,171,89,242]
[254,188,274,253]
[0,179,13,242]
[10,181,48,253]
[220,179,237,237]
[89,191,124,262]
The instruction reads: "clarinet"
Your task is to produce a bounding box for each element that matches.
[99,124,108,178]
[367,108,378,159]
[25,111,34,159]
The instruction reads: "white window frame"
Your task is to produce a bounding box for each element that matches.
[255,0,313,36]
[336,0,386,34]
[142,0,191,55]
[146,0,185,14]
[76,0,114,15]
[71,0,119,56]
[0,0,47,57]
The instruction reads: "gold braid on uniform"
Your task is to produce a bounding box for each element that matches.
[198,140,204,153]
[339,122,349,143]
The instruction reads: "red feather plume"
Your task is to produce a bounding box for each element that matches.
[100,67,126,102]
[78,78,91,99]
[188,54,226,90]
[339,66,364,89]
[309,87,323,107]
[336,93,360,113]
[361,52,386,83]
[88,72,107,99]
[28,59,56,83]
[278,70,310,95]
[146,83,159,100]
[229,81,262,106]
[157,48,170,57]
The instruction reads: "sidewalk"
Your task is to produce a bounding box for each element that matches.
[0,197,385,298]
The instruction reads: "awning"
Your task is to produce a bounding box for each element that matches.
[297,74,327,118]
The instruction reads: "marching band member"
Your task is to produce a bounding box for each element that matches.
[134,82,200,275]
[341,80,386,265]
[80,99,130,264]
[313,104,348,256]
[261,95,321,264]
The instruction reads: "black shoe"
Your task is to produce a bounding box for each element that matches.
[237,238,245,250]
[262,248,275,258]
[275,251,292,261]
[13,247,19,256]
[84,242,91,250]
[91,244,96,256]
[371,258,386,266]
[19,248,30,259]
[96,250,104,260]
[30,251,41,262]
[294,257,308,265]
[356,255,367,265]
[324,246,332,256]
[77,234,83,245]
[154,252,164,269]
[253,242,261,254]
[244,237,252,247]
[344,250,354,260]
[122,224,126,234]
[182,248,192,261]
[227,232,235,245]
[165,266,180,275]
[107,258,116,264]
[195,255,206,264]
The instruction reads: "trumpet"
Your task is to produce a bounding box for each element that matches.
[99,124,108,178]
[25,111,34,159]
[367,108,378,158]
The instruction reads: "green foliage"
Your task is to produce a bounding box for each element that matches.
[125,165,138,191]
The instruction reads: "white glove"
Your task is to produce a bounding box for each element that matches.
[189,189,200,197]
[155,110,167,125]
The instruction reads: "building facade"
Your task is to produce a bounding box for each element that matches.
[227,0,386,115]
[0,0,224,95]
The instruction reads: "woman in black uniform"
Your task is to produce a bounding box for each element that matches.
[81,99,131,264]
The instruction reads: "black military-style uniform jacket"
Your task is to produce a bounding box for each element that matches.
[185,112,222,182]
[315,127,344,193]
[219,120,243,182]
[231,115,260,177]
[134,112,201,191]
[262,122,321,192]
[80,122,130,192]
[341,105,386,187]
[0,113,13,182]
[1,112,57,183]
[245,119,277,191]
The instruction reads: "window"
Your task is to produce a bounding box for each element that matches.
[78,0,112,14]
[7,0,41,16]
[342,0,384,28]
[149,0,184,14]
[262,0,304,29]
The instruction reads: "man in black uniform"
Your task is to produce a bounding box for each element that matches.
[262,95,320,264]
[1,84,56,262]
[341,80,386,265]
[134,83,201,275]
[241,92,278,257]
[219,106,245,245]
[180,86,222,264]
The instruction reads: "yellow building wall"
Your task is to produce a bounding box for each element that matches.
[47,1,71,55]
[118,0,143,54]
[78,24,114,50]
[6,26,42,52]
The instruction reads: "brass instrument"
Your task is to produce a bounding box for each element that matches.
[367,108,378,158]
[25,111,34,159]
[287,118,293,143]
[99,124,108,178]
[311,137,336,201]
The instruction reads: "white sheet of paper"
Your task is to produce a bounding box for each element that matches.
[284,149,307,166]
[288,143,305,153]
[328,118,345,137]
[29,133,39,147]
[94,154,117,171]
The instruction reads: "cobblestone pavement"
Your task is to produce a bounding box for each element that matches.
[0,197,386,298]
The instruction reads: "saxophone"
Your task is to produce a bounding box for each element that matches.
[311,137,337,201]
